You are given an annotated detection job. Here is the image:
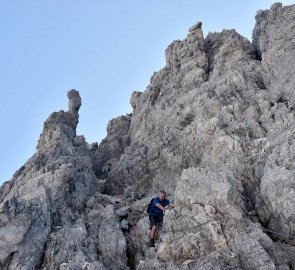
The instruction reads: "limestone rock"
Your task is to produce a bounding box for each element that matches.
[0,91,127,269]
[188,21,202,32]
[130,91,142,109]
[2,3,295,270]
[116,206,130,218]
[120,219,129,230]
[68,89,81,114]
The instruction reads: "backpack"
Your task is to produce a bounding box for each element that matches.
[147,198,155,214]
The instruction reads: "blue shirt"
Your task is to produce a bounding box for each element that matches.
[150,197,170,216]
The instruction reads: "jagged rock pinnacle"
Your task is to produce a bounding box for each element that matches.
[36,90,81,151]
[1,3,295,270]
[188,21,202,32]
[130,91,142,110]
[67,89,81,114]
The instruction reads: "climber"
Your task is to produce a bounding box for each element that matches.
[102,163,112,180]
[148,190,174,247]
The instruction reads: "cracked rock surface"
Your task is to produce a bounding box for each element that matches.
[1,3,295,269]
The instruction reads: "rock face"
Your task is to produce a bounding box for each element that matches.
[1,3,295,269]
[0,90,127,269]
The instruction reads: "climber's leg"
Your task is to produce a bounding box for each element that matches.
[150,224,157,238]
[149,214,158,247]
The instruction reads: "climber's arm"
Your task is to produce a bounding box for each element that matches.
[165,203,175,209]
[155,203,167,211]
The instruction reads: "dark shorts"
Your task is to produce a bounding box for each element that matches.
[149,213,163,229]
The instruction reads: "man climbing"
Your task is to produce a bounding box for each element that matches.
[148,190,174,247]
[102,163,112,180]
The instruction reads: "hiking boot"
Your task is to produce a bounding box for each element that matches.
[149,238,155,247]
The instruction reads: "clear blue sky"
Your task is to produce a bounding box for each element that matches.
[0,1,293,184]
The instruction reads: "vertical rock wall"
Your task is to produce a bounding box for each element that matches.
[1,3,295,270]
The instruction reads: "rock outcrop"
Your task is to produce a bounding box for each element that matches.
[0,90,127,269]
[1,3,295,269]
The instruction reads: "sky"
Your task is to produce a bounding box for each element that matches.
[0,0,294,185]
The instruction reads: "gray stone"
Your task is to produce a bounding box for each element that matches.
[116,206,130,218]
[188,21,202,32]
[0,91,127,269]
[68,89,81,114]
[120,219,129,230]
[2,3,295,269]
[130,91,142,109]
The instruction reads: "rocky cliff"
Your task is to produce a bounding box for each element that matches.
[1,3,295,270]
